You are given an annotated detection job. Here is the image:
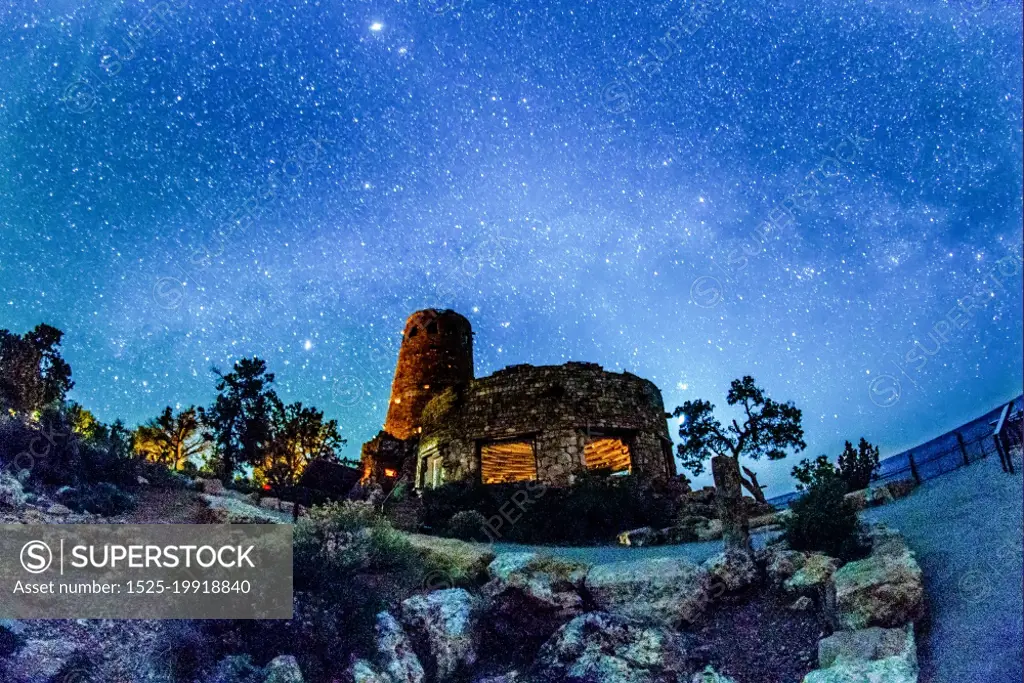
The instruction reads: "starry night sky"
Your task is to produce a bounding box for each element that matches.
[1,0,1021,495]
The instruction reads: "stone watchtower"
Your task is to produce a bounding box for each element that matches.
[361,309,474,487]
[384,309,474,438]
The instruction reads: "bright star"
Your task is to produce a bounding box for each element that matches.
[370,22,383,32]
[304,340,313,350]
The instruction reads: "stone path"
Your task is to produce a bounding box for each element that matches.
[495,449,1023,683]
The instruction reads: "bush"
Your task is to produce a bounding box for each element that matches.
[61,482,137,516]
[206,500,430,682]
[446,510,488,541]
[783,474,865,561]
[421,472,679,545]
[838,438,881,492]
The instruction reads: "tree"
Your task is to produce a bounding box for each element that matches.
[134,406,208,471]
[201,358,278,484]
[837,438,881,492]
[791,455,839,492]
[674,376,806,551]
[67,402,109,443]
[0,324,74,415]
[257,401,346,493]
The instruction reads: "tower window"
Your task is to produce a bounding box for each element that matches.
[584,436,632,475]
[408,326,419,338]
[426,321,438,334]
[480,439,537,484]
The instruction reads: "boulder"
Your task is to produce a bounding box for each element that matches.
[531,612,699,683]
[687,518,724,542]
[759,547,809,589]
[400,588,480,681]
[784,554,839,599]
[405,533,496,585]
[617,527,663,547]
[348,660,391,683]
[789,596,814,611]
[802,657,917,683]
[586,557,711,627]
[702,551,759,596]
[137,475,150,486]
[483,553,589,655]
[817,625,916,669]
[827,548,924,630]
[484,553,587,613]
[264,656,304,683]
[882,479,917,500]
[804,625,918,683]
[375,611,425,683]
[864,524,909,558]
[45,503,72,516]
[691,666,738,683]
[0,473,26,510]
[2,638,81,683]
[208,655,263,683]
[259,497,281,510]
[843,490,869,512]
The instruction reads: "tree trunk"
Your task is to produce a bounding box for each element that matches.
[712,455,752,554]
[740,466,768,505]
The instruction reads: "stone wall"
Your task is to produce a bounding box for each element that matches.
[416,362,674,487]
[383,309,474,440]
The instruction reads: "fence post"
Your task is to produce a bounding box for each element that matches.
[956,431,970,467]
[908,452,921,485]
[995,435,1010,473]
[1001,433,1016,475]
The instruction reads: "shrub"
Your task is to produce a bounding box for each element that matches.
[446,510,488,541]
[420,473,679,545]
[783,474,865,561]
[207,500,429,682]
[791,455,838,492]
[61,482,137,516]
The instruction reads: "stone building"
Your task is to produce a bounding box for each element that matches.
[361,309,676,490]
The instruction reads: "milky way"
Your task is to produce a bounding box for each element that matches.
[1,0,1021,494]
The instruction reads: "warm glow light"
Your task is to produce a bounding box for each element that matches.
[384,468,397,478]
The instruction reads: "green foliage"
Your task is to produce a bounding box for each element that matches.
[61,482,137,516]
[446,509,488,541]
[783,474,865,561]
[791,455,839,492]
[0,324,74,415]
[207,500,427,682]
[421,472,678,545]
[258,401,346,494]
[672,376,806,477]
[837,438,881,492]
[134,406,208,471]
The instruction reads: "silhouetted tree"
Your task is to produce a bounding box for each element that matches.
[134,406,208,471]
[674,376,806,551]
[0,324,74,415]
[837,438,881,492]
[257,401,346,494]
[201,358,278,485]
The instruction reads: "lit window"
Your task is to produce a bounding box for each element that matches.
[481,440,537,484]
[584,436,632,475]
[384,468,397,478]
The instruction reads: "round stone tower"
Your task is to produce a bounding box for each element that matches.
[383,309,474,440]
